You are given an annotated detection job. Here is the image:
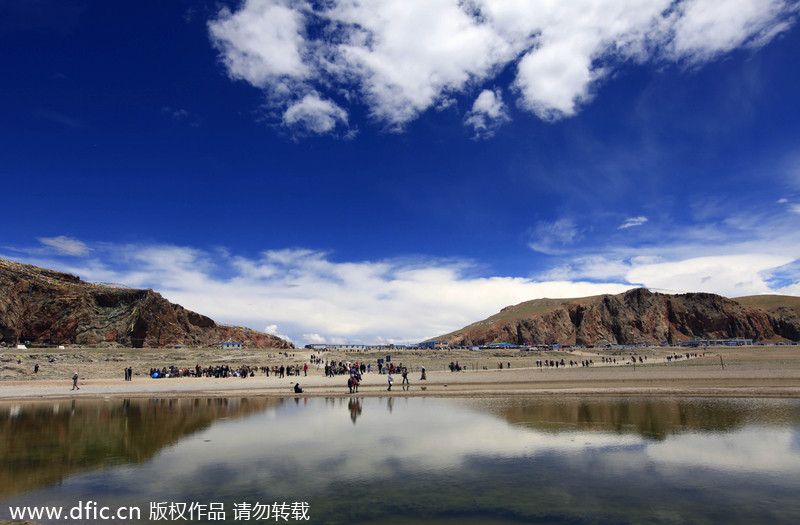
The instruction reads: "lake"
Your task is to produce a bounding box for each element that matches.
[2,396,799,524]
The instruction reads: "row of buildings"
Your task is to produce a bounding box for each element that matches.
[302,337,766,351]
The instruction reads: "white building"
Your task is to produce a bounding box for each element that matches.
[221,341,243,350]
[304,344,367,351]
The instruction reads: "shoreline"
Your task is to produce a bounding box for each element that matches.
[2,364,799,402]
[3,346,799,402]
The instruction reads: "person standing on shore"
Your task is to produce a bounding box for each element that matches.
[387,373,393,391]
[71,372,79,390]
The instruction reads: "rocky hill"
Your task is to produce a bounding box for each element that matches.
[435,288,800,347]
[0,258,293,349]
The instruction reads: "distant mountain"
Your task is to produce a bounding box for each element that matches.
[0,258,293,349]
[433,288,800,347]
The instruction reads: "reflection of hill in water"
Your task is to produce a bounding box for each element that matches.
[485,398,800,440]
[0,397,278,497]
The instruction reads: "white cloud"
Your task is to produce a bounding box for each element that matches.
[10,204,800,346]
[619,216,649,229]
[301,333,327,345]
[626,253,793,295]
[5,243,630,346]
[37,236,91,256]
[282,92,348,134]
[538,251,800,298]
[528,218,581,254]
[531,201,800,298]
[208,0,310,87]
[665,0,799,63]
[264,324,293,343]
[790,204,800,214]
[508,0,670,119]
[464,88,509,138]
[537,228,800,298]
[208,0,798,133]
[302,333,349,346]
[329,0,512,126]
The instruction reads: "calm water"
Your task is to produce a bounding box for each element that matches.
[2,396,800,524]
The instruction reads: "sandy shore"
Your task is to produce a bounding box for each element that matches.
[1,345,799,401]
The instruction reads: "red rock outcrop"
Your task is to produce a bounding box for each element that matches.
[439,288,800,346]
[0,259,293,349]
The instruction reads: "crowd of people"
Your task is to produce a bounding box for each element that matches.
[667,352,703,361]
[139,356,421,396]
[129,350,705,386]
[325,360,368,377]
[146,363,309,379]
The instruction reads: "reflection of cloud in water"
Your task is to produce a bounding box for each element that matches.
[792,425,800,452]
[11,397,800,509]
[89,398,644,497]
[646,427,800,473]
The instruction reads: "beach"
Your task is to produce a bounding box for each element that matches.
[1,345,799,401]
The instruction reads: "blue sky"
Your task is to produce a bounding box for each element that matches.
[2,0,800,346]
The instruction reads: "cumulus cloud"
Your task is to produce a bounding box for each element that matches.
[37,236,91,256]
[6,234,800,344]
[664,0,799,62]
[208,0,309,86]
[302,333,349,346]
[301,333,327,345]
[537,228,800,298]
[10,203,800,345]
[464,88,509,138]
[207,0,798,134]
[537,250,799,298]
[283,92,348,134]
[626,253,792,295]
[619,216,649,229]
[531,201,800,297]
[507,0,668,119]
[5,242,630,345]
[264,324,293,343]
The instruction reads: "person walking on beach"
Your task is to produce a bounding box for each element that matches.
[71,372,79,390]
[420,366,426,380]
[401,367,409,386]
[387,373,393,391]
